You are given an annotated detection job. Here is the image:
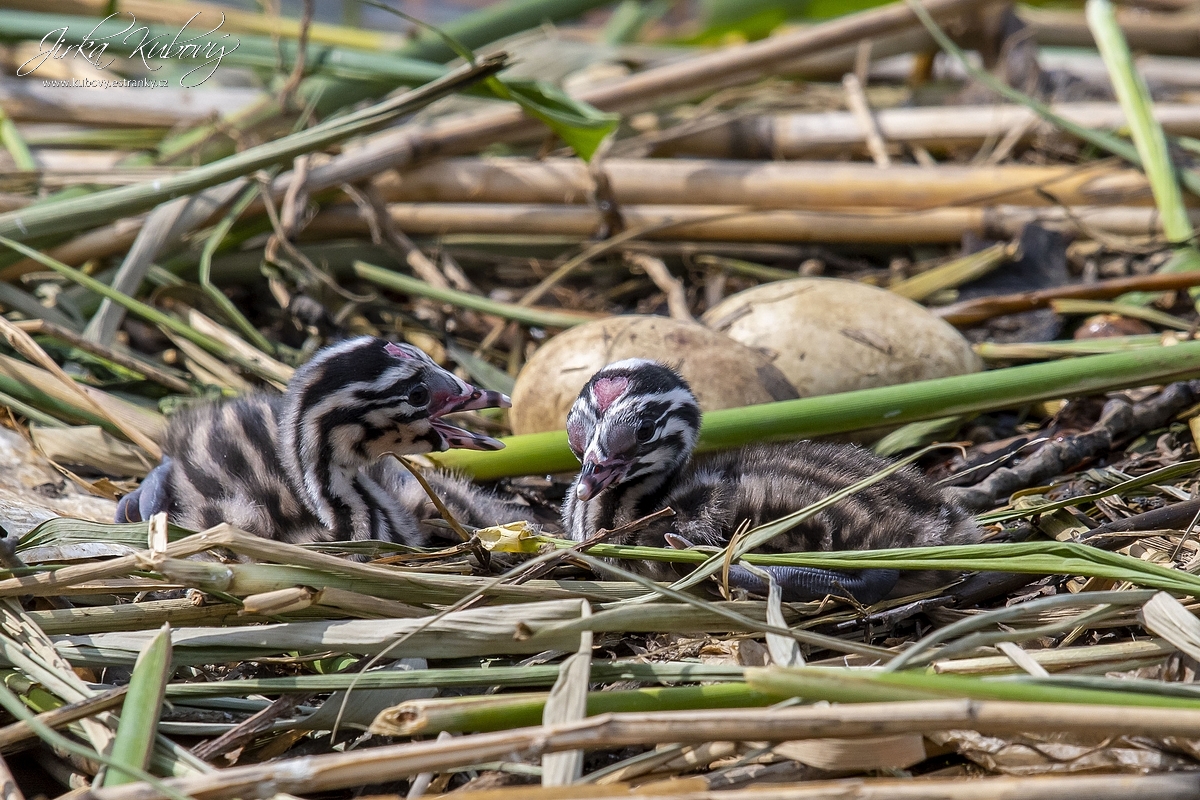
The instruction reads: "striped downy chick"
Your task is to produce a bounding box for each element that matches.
[561,359,980,603]
[116,337,515,545]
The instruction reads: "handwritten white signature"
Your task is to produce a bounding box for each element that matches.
[17,12,240,88]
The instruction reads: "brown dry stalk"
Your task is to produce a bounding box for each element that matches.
[0,317,162,458]
[276,0,314,112]
[377,158,1144,210]
[80,700,1200,800]
[303,202,1200,245]
[1019,6,1200,56]
[191,693,313,763]
[12,319,191,394]
[378,773,1200,799]
[936,270,1200,325]
[841,73,891,167]
[625,253,694,322]
[341,183,450,289]
[0,685,127,751]
[658,103,1200,160]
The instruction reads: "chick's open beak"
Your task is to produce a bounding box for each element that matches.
[428,382,509,452]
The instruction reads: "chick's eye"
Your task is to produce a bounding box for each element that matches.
[636,420,656,443]
[408,386,430,407]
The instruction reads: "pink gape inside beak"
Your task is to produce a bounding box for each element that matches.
[429,388,511,452]
[575,458,630,501]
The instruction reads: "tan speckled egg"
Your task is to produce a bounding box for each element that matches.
[510,315,798,435]
[701,278,980,397]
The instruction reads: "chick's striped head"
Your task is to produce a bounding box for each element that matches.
[566,359,701,501]
[283,337,509,470]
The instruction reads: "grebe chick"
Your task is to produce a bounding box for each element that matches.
[117,337,517,545]
[561,359,979,603]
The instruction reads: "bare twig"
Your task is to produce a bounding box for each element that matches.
[277,0,314,112]
[842,72,890,167]
[191,693,313,763]
[936,270,1200,326]
[395,456,471,542]
[625,253,695,322]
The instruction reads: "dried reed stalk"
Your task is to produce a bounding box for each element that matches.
[377,157,1155,209]
[933,639,1175,674]
[0,354,166,442]
[291,0,998,195]
[0,685,127,750]
[936,270,1200,325]
[55,600,589,666]
[401,773,1200,799]
[79,700,1200,800]
[1020,6,1200,56]
[11,0,996,272]
[306,203,1200,245]
[655,102,1200,159]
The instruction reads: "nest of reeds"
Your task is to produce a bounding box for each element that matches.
[0,0,1200,797]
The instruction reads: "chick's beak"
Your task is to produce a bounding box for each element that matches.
[426,377,509,452]
[448,388,512,412]
[575,457,629,502]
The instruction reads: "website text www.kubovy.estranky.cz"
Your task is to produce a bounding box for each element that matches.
[40,77,168,88]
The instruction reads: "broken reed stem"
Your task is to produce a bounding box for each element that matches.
[307,203,1200,245]
[936,269,1200,325]
[889,242,1016,301]
[378,157,1159,209]
[842,73,891,167]
[0,535,214,598]
[79,701,1200,800]
[624,253,694,322]
[379,155,1176,209]
[0,685,128,750]
[656,102,1200,159]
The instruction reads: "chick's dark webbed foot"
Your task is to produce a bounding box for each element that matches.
[726,564,900,605]
[666,532,899,605]
[115,458,174,523]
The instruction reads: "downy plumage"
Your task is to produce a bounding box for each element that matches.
[561,359,980,603]
[117,337,527,544]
